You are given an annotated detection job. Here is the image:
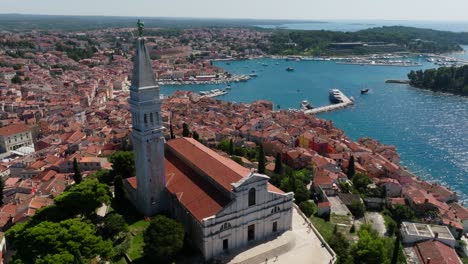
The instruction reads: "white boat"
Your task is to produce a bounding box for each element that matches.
[300,100,314,110]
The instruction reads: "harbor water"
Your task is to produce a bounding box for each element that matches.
[161,56,468,201]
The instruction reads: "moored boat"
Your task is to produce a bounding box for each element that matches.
[286,67,294,72]
[300,100,314,110]
[360,88,369,94]
[329,89,343,103]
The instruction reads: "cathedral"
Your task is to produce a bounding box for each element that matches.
[125,36,294,260]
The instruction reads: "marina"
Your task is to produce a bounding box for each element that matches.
[161,56,468,201]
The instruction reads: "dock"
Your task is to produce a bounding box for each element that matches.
[304,90,353,114]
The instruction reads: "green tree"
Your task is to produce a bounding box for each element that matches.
[228,138,234,156]
[294,180,310,204]
[346,156,355,179]
[170,123,175,139]
[103,213,128,240]
[299,200,317,217]
[390,204,416,223]
[54,179,111,217]
[92,169,112,184]
[143,215,184,263]
[274,152,283,174]
[192,130,200,141]
[352,172,371,194]
[7,218,112,263]
[11,74,22,84]
[257,144,266,174]
[0,177,4,206]
[109,151,135,178]
[348,200,365,218]
[352,225,388,264]
[114,175,127,206]
[182,122,190,137]
[73,158,82,184]
[328,230,353,264]
[217,139,230,153]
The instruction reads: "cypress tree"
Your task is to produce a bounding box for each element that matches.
[73,158,82,184]
[192,131,200,141]
[257,144,266,174]
[0,177,4,206]
[274,152,283,174]
[347,155,355,179]
[228,139,234,156]
[170,123,175,139]
[182,123,190,137]
[114,175,126,206]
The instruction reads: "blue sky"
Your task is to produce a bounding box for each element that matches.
[2,0,468,21]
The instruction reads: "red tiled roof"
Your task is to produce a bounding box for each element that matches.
[0,123,30,136]
[127,177,137,189]
[165,151,230,222]
[415,240,461,264]
[167,137,251,192]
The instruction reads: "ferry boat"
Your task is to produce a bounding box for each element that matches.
[329,89,343,104]
[300,100,314,110]
[286,67,294,72]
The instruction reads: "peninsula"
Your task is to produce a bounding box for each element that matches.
[408,65,468,96]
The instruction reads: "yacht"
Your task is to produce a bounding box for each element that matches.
[360,88,369,94]
[300,100,314,110]
[329,89,343,104]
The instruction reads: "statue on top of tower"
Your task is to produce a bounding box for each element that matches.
[137,19,144,37]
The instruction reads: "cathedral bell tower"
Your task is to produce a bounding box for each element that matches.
[128,33,166,216]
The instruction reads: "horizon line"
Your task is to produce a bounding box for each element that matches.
[2,12,468,23]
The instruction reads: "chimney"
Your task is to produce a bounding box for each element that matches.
[424,198,429,203]
[426,257,431,264]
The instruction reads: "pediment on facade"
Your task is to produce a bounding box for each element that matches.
[232,172,269,190]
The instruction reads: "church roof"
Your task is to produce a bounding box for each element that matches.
[127,137,285,222]
[166,137,251,192]
[130,38,157,90]
[165,151,230,222]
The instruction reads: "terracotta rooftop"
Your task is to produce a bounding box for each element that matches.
[165,151,230,222]
[414,240,461,264]
[167,137,251,192]
[0,123,30,137]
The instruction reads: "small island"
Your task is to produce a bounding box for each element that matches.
[407,66,468,96]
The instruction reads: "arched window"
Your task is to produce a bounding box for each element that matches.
[248,188,256,206]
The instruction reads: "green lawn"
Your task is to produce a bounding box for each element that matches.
[127,220,150,260]
[310,215,335,241]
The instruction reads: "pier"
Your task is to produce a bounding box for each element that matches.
[304,90,353,114]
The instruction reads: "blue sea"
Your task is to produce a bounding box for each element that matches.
[257,20,468,32]
[161,53,468,202]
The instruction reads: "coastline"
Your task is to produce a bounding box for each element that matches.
[165,92,463,206]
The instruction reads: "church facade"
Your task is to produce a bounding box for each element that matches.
[125,37,294,261]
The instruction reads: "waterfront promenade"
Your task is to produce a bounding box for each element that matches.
[304,90,353,114]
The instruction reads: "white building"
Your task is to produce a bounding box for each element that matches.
[0,124,34,154]
[125,37,294,261]
[401,221,456,248]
